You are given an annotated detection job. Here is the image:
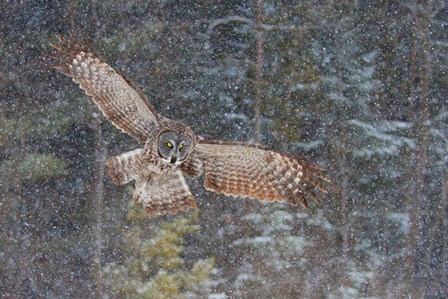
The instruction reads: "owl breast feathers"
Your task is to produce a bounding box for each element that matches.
[51,35,330,217]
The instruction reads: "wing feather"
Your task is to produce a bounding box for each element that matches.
[50,35,159,143]
[105,149,145,185]
[191,141,330,208]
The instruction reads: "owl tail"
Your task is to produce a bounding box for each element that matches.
[105,148,144,185]
[133,170,197,217]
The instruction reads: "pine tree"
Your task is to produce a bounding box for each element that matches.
[103,207,215,298]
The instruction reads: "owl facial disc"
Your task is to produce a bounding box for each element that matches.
[158,130,191,165]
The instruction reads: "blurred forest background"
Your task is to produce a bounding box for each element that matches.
[1,1,447,298]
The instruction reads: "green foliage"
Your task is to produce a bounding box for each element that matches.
[0,117,30,146]
[0,98,87,148]
[104,209,215,298]
[0,153,66,188]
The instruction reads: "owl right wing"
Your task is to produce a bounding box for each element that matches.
[187,140,330,208]
[50,35,160,143]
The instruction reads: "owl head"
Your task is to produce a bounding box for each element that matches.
[145,121,196,167]
[157,130,192,165]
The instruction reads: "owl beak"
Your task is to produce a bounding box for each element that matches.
[170,154,177,164]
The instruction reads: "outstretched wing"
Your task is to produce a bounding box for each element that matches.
[50,35,159,143]
[189,140,330,208]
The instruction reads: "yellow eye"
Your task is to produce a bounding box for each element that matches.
[179,143,184,151]
[166,142,173,148]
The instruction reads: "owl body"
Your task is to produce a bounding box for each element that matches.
[105,119,199,215]
[51,36,329,217]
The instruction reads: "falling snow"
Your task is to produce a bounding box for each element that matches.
[1,1,447,298]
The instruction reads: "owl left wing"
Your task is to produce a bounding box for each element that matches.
[189,140,330,208]
[50,35,160,143]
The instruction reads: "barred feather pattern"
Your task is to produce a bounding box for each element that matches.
[193,142,330,208]
[133,170,197,217]
[180,155,204,178]
[106,149,145,185]
[51,36,159,143]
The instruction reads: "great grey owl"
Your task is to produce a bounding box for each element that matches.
[50,35,330,217]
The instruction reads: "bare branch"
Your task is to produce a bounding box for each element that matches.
[206,15,308,36]
[206,16,253,35]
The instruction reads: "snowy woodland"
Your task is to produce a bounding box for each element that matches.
[1,1,447,298]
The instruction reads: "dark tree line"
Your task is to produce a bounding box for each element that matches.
[1,1,447,297]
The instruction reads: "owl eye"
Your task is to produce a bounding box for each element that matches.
[166,142,173,148]
[179,143,185,151]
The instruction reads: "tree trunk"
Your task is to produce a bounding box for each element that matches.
[442,178,448,293]
[339,142,350,260]
[89,2,105,296]
[406,1,431,296]
[336,128,351,289]
[91,112,106,297]
[253,0,264,144]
